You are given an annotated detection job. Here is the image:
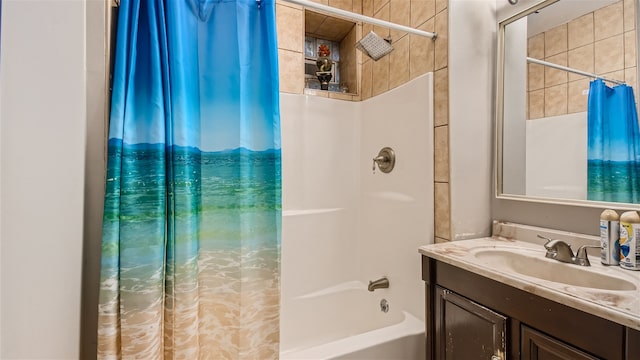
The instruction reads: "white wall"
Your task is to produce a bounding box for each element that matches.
[526,112,588,200]
[82,1,109,358]
[502,17,527,195]
[449,0,496,240]
[0,1,87,358]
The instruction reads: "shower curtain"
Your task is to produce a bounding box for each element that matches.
[98,0,281,358]
[587,79,640,203]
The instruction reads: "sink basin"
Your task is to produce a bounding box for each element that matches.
[472,248,637,291]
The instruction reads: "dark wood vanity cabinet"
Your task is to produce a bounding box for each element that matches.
[434,286,507,359]
[422,256,640,360]
[521,326,599,360]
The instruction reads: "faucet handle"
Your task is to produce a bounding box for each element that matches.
[372,155,386,173]
[537,234,553,247]
[538,235,572,249]
[574,245,600,266]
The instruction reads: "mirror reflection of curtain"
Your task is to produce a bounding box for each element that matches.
[97,0,282,358]
[587,79,640,203]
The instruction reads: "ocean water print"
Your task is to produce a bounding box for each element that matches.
[99,140,281,358]
[587,160,640,204]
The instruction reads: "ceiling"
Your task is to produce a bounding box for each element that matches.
[305,10,356,42]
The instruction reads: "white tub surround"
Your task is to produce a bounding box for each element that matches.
[280,74,434,358]
[279,283,424,360]
[419,222,640,331]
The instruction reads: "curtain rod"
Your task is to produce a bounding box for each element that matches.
[278,0,437,39]
[110,0,437,39]
[527,57,625,85]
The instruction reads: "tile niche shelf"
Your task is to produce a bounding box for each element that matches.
[304,10,358,97]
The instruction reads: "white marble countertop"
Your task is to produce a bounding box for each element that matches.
[419,236,640,331]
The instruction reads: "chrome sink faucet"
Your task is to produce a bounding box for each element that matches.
[537,235,599,266]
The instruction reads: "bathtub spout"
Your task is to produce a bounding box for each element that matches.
[368,277,389,291]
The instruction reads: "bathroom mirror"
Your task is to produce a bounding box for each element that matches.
[497,0,640,209]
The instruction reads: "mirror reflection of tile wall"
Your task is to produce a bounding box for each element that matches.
[526,0,637,120]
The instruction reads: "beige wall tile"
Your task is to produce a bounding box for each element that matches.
[328,92,355,100]
[595,34,624,74]
[567,44,594,82]
[389,0,410,41]
[279,49,304,94]
[361,59,373,99]
[372,55,390,96]
[594,2,624,41]
[434,125,449,182]
[528,63,544,91]
[567,79,589,114]
[568,13,594,50]
[410,18,435,79]
[340,26,358,95]
[352,0,363,13]
[625,66,638,105]
[624,0,636,32]
[434,9,448,70]
[411,0,435,28]
[544,24,567,57]
[389,35,410,88]
[601,69,625,84]
[544,52,568,87]
[363,22,373,37]
[329,0,353,11]
[277,0,302,9]
[625,31,637,69]
[434,67,448,126]
[373,3,391,39]
[434,182,450,240]
[528,33,544,59]
[528,89,544,119]
[304,88,329,97]
[544,84,568,117]
[363,0,374,16]
[276,4,303,52]
[435,236,449,244]
[373,0,389,14]
[435,0,447,13]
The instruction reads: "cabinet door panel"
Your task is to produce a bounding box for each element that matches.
[435,286,507,360]
[521,326,600,360]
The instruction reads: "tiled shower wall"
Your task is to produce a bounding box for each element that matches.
[275,0,452,242]
[527,0,637,119]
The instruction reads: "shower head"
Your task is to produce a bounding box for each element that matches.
[355,31,394,61]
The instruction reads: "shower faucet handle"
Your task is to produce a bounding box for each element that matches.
[372,147,396,174]
[372,155,386,173]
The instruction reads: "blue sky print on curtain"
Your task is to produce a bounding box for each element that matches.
[587,79,640,204]
[97,0,281,358]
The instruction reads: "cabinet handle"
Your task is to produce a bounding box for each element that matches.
[490,356,501,360]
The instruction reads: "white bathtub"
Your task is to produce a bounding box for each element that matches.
[279,281,425,360]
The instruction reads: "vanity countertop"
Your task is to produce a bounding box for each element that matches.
[419,236,640,331]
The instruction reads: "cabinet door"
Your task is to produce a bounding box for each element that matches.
[521,326,600,360]
[435,286,507,360]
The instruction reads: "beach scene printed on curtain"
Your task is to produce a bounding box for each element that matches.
[587,79,640,204]
[98,0,281,358]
